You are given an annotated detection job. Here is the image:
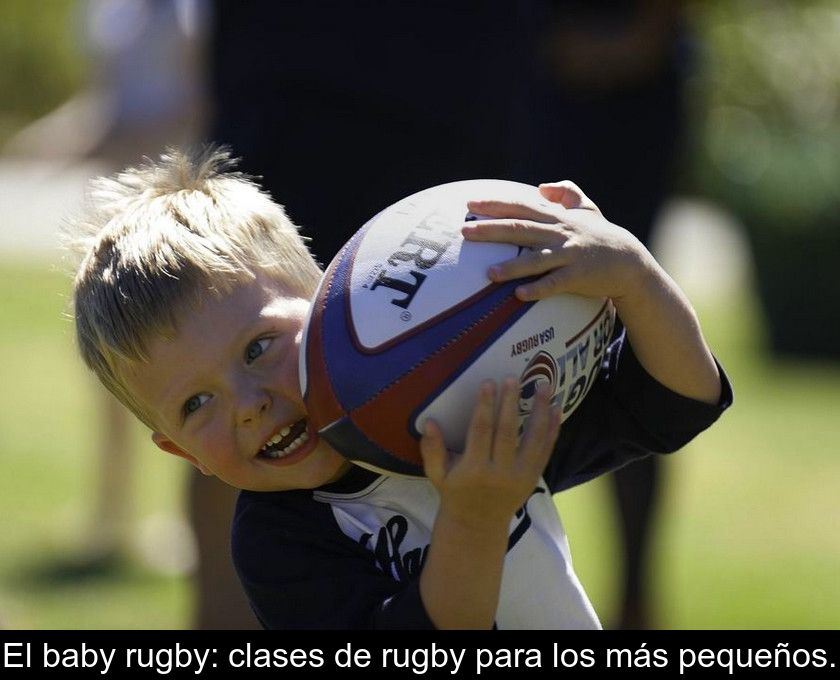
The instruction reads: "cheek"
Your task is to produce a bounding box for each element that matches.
[191,419,235,462]
[278,347,304,404]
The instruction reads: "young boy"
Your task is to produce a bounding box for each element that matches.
[68,147,731,629]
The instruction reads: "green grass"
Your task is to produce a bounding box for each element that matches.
[0,262,191,629]
[555,293,840,629]
[1,260,839,629]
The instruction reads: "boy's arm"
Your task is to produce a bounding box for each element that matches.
[418,378,560,629]
[544,327,732,492]
[462,181,722,406]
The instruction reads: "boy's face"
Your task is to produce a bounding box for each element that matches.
[122,272,351,492]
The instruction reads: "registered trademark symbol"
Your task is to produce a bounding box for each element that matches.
[400,311,412,322]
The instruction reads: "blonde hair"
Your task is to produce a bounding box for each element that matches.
[66,146,322,429]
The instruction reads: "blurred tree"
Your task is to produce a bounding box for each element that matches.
[690,0,840,357]
[0,0,87,144]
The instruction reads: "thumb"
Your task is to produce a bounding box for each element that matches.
[515,266,574,301]
[539,180,600,214]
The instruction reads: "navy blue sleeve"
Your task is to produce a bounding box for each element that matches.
[544,330,733,493]
[232,489,435,629]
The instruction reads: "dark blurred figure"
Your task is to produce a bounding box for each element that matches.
[522,1,692,630]
[210,2,525,265]
[210,0,691,629]
[520,1,687,246]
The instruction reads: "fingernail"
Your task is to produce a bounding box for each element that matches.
[515,285,530,300]
[488,265,501,279]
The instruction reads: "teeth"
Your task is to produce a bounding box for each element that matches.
[262,430,309,459]
[261,428,291,451]
[261,434,280,451]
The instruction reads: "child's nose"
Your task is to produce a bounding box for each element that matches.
[236,383,271,425]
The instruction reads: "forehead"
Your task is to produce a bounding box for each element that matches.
[176,275,285,338]
[156,273,303,348]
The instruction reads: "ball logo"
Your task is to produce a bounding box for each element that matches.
[519,350,558,416]
[517,300,615,424]
[367,227,453,309]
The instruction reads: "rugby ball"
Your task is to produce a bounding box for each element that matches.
[301,179,615,476]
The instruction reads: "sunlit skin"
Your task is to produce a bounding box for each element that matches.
[121,273,352,492]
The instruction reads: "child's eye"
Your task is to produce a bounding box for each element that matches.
[245,338,271,364]
[184,393,210,416]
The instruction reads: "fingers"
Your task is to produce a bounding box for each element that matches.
[435,377,562,480]
[468,378,558,470]
[518,382,551,455]
[518,383,561,474]
[514,266,574,301]
[538,180,601,214]
[420,418,447,482]
[466,198,560,223]
[462,380,497,466]
[462,218,559,248]
[491,377,520,466]
[487,243,568,283]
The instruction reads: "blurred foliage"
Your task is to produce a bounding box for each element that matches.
[690,0,840,226]
[0,0,88,145]
[687,0,840,357]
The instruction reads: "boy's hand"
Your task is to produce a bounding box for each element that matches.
[418,377,561,627]
[462,180,656,304]
[420,376,561,531]
[462,180,721,408]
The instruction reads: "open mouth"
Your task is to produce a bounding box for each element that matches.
[258,418,309,460]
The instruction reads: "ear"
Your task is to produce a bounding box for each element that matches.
[151,432,213,476]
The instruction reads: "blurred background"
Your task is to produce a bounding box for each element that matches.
[1,0,838,629]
